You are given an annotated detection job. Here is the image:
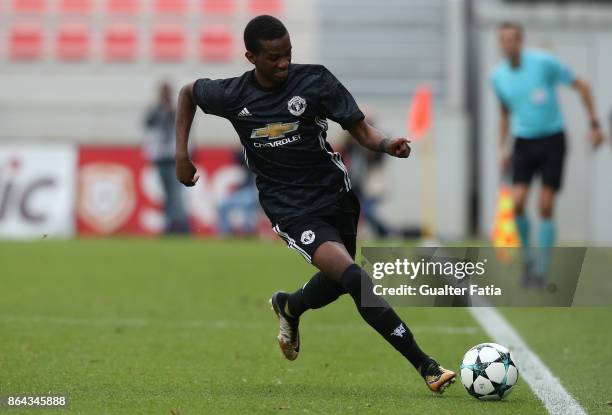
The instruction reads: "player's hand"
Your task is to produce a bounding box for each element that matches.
[176,154,199,187]
[587,126,604,149]
[499,149,511,173]
[383,138,411,158]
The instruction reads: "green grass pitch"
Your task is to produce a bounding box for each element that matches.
[0,239,610,414]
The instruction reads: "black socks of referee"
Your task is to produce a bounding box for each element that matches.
[340,264,430,371]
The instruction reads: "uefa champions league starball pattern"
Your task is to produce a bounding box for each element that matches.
[460,342,519,400]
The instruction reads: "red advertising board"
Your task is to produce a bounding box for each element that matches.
[77,146,259,236]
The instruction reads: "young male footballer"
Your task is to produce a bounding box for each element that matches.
[492,22,604,286]
[175,15,455,393]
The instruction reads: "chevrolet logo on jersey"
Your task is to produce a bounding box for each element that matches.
[250,122,300,140]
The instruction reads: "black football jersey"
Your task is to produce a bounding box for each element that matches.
[193,64,364,223]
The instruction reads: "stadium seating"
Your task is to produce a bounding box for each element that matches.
[152,26,186,61]
[9,24,44,60]
[106,0,139,14]
[104,24,137,61]
[201,0,234,15]
[153,0,187,14]
[56,23,90,60]
[199,26,233,61]
[12,0,46,13]
[247,0,282,15]
[4,0,287,62]
[59,0,93,13]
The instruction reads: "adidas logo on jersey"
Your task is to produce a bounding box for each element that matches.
[238,107,252,117]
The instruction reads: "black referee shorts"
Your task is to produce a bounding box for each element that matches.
[272,190,360,263]
[512,131,567,191]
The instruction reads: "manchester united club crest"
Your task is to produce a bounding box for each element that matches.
[288,96,306,116]
[300,230,315,245]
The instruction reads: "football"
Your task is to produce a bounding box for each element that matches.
[460,342,519,400]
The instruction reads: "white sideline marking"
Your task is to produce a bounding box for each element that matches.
[469,307,587,415]
[0,315,478,334]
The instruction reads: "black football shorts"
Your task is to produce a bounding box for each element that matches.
[512,131,566,190]
[272,190,360,263]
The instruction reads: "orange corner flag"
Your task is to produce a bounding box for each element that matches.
[407,84,433,140]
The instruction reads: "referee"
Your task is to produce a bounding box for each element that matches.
[492,22,604,285]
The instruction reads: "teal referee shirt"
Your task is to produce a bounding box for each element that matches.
[491,49,576,139]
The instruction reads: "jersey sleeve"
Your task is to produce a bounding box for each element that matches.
[319,66,364,130]
[193,78,227,117]
[544,55,576,86]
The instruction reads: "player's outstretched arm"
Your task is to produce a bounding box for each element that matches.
[573,79,604,149]
[347,118,411,158]
[175,82,199,187]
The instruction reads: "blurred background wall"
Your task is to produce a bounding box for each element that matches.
[0,0,610,243]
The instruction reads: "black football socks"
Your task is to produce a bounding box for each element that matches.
[283,264,430,371]
[286,272,347,318]
[340,264,430,370]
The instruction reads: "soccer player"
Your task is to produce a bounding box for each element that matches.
[175,15,455,393]
[492,22,604,286]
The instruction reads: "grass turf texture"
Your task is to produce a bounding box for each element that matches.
[0,239,608,414]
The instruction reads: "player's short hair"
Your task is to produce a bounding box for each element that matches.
[244,15,288,54]
[499,21,524,36]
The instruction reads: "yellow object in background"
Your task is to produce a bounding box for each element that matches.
[491,185,520,262]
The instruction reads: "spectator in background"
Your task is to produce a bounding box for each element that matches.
[340,113,420,239]
[144,82,190,235]
[217,151,259,237]
[341,129,389,237]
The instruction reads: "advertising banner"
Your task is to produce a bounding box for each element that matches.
[0,144,77,239]
[77,146,254,236]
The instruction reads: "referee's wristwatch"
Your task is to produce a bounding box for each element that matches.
[590,119,601,130]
